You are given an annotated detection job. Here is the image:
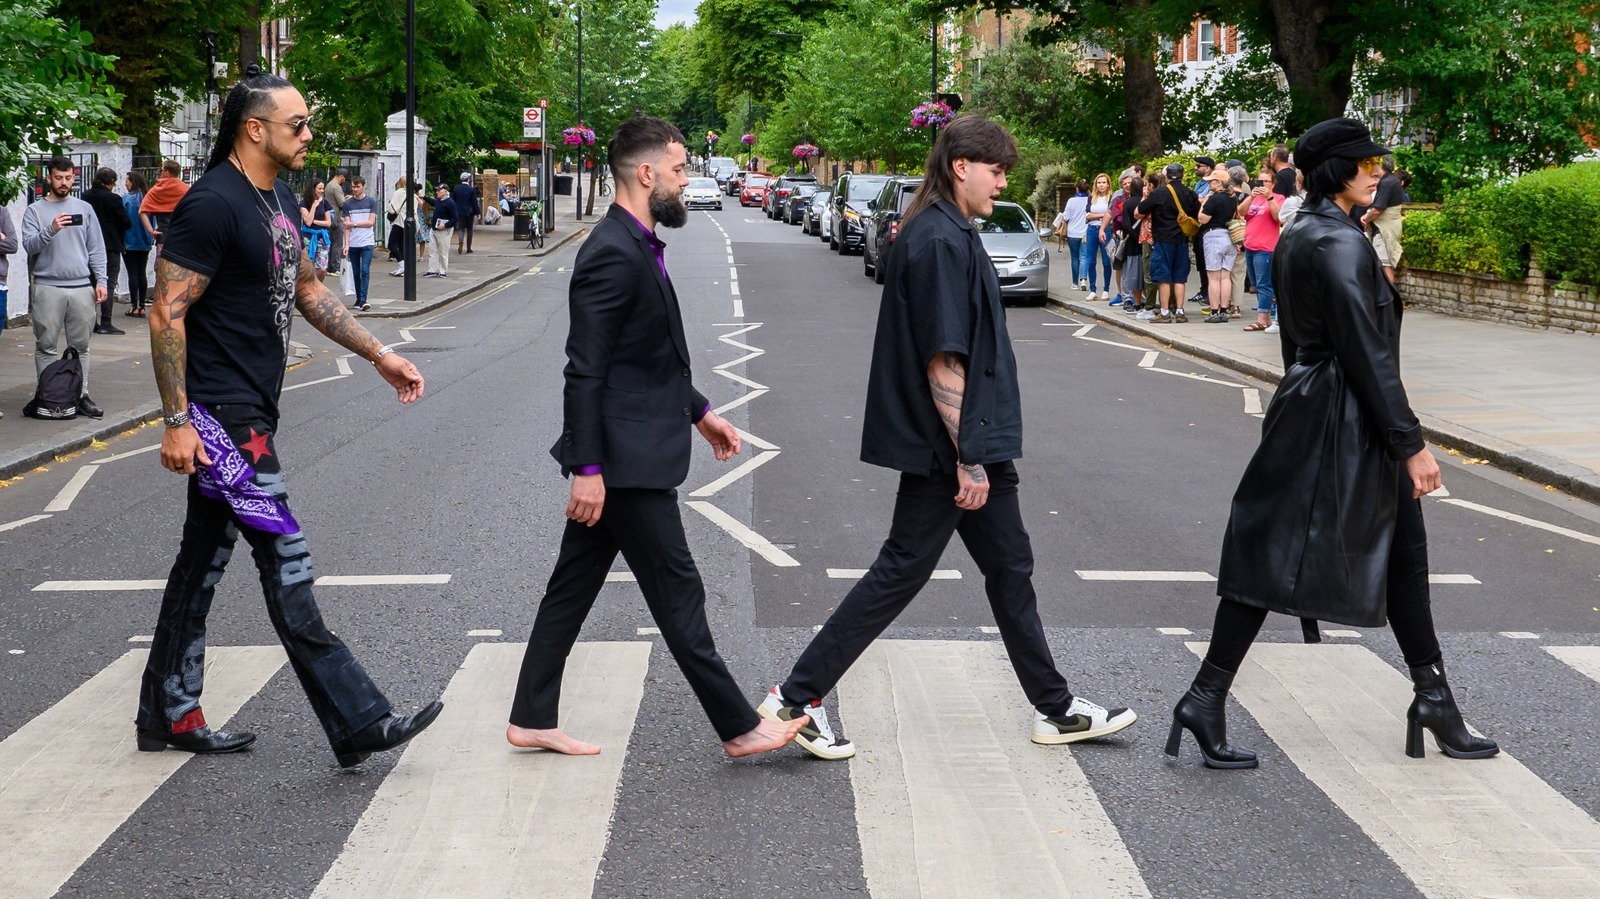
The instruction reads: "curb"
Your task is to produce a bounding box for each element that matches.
[0,406,162,481]
[361,265,523,319]
[1046,292,1600,505]
[530,226,587,258]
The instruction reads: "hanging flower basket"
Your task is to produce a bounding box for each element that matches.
[910,101,956,129]
[562,125,596,146]
[705,131,720,145]
[792,143,821,159]
[740,132,756,146]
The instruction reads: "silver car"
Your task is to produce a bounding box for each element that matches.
[805,186,833,236]
[683,177,723,210]
[817,188,836,242]
[973,201,1050,303]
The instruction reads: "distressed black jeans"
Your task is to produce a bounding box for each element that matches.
[136,404,391,744]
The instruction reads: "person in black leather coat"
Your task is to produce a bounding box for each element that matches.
[1165,118,1499,770]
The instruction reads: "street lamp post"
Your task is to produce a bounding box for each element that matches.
[575,2,583,222]
[201,29,218,164]
[404,0,417,303]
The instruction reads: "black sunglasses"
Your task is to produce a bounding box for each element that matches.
[253,115,313,136]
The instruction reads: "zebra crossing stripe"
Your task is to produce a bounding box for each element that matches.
[839,640,1151,898]
[0,646,287,899]
[1200,642,1600,896]
[311,641,652,899]
[1546,646,1600,684]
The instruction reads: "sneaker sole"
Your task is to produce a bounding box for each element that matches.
[1030,710,1138,745]
[757,702,856,760]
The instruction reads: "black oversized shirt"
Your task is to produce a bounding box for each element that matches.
[860,199,1022,475]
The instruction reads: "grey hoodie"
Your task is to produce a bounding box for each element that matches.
[0,206,18,289]
[22,196,107,288]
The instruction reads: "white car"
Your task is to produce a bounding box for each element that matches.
[683,177,723,210]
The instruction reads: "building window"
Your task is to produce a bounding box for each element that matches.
[1159,35,1173,60]
[277,18,292,41]
[1199,21,1218,62]
[1236,110,1261,141]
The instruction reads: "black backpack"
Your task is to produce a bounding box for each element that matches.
[23,347,82,420]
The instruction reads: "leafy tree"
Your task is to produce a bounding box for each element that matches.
[0,0,121,201]
[692,0,842,106]
[967,40,1129,175]
[57,0,253,151]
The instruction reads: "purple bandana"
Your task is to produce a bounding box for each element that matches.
[189,402,300,535]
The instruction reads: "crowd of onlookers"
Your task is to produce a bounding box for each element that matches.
[1050,145,1410,330]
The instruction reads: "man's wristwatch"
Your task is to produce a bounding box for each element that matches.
[164,411,190,429]
[373,345,395,364]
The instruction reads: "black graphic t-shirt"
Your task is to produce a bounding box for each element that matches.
[161,165,302,419]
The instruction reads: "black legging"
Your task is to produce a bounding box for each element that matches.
[123,250,150,309]
[1206,470,1443,674]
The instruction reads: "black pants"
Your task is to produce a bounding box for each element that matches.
[510,487,760,741]
[783,462,1075,717]
[1206,469,1443,673]
[136,404,392,743]
[99,259,120,326]
[122,250,149,309]
[1192,232,1208,297]
[455,220,474,251]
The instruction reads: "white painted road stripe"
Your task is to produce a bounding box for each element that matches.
[1429,574,1481,585]
[1076,570,1217,582]
[44,464,100,512]
[841,641,1151,898]
[1202,641,1600,897]
[1440,498,1600,547]
[1546,646,1600,684]
[1243,388,1263,415]
[826,568,962,580]
[35,575,451,591]
[282,374,349,392]
[1139,351,1159,368]
[605,571,636,582]
[34,579,167,591]
[97,443,161,463]
[713,367,767,390]
[311,642,651,899]
[685,500,800,567]
[0,646,286,899]
[713,388,767,415]
[733,298,744,317]
[466,629,502,637]
[736,428,779,451]
[688,451,780,497]
[336,355,354,376]
[0,514,52,533]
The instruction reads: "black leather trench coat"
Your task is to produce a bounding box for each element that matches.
[1216,198,1427,627]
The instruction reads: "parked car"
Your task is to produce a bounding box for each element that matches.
[784,184,818,224]
[765,173,817,219]
[726,171,746,196]
[683,176,723,210]
[739,172,775,207]
[862,176,923,283]
[973,200,1051,303]
[829,172,891,254]
[706,156,738,190]
[803,186,833,236]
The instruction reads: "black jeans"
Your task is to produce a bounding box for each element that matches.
[510,488,760,741]
[136,404,392,743]
[99,260,120,326]
[122,250,150,309]
[783,462,1075,717]
[1206,468,1443,673]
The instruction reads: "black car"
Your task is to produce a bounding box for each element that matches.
[803,186,833,237]
[784,184,818,224]
[829,172,890,254]
[862,176,923,283]
[726,171,746,196]
[765,174,817,219]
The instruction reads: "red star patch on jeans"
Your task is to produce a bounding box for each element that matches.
[239,428,273,464]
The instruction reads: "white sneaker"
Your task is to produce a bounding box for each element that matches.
[1136,308,1156,320]
[1077,280,1089,291]
[758,685,855,759]
[1031,696,1137,744]
[1264,323,1280,333]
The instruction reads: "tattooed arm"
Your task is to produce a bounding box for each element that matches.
[295,255,425,403]
[150,257,214,475]
[927,352,989,509]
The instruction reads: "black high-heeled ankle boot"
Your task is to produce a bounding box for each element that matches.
[1405,662,1499,760]
[1166,660,1258,769]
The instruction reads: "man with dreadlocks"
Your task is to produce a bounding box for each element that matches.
[137,66,443,769]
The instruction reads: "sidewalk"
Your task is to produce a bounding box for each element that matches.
[0,200,601,480]
[1044,246,1600,503]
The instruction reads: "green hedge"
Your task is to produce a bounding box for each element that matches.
[1404,161,1600,285]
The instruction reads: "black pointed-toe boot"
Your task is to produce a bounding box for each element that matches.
[1167,660,1259,769]
[1405,662,1499,760]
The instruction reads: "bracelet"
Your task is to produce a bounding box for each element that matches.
[958,462,980,472]
[163,411,190,429]
[373,345,394,364]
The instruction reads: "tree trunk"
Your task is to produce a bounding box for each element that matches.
[1123,48,1165,157]
[585,167,597,216]
[238,8,261,73]
[1263,0,1359,136]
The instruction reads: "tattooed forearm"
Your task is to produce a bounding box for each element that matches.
[149,259,212,415]
[927,352,968,450]
[295,256,383,360]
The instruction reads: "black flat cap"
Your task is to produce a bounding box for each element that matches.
[1294,118,1388,171]
[1194,156,1215,167]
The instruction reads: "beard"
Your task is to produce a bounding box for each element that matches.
[649,185,688,229]
[266,133,306,173]
[50,183,70,198]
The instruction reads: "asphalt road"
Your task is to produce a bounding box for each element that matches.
[2,197,1599,899]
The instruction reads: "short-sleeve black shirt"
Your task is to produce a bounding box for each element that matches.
[860,199,1022,475]
[1136,183,1200,243]
[1200,192,1238,233]
[160,165,302,420]
[1371,173,1404,211]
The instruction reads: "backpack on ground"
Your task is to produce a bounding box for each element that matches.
[23,347,82,420]
[1168,184,1202,238]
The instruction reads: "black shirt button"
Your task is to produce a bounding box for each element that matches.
[979,418,988,426]
[984,368,994,376]
[682,368,690,377]
[683,406,691,416]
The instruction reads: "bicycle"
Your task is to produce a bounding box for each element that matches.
[525,200,545,250]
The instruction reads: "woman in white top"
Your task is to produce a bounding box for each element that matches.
[386,177,411,275]
[1053,179,1090,286]
[1081,173,1114,299]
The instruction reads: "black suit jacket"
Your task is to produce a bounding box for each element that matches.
[550,204,710,489]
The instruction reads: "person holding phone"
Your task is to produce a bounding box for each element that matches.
[21,155,109,418]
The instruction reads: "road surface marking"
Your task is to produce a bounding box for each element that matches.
[1501,631,1541,639]
[637,627,660,636]
[282,374,348,392]
[826,568,961,580]
[977,626,1000,634]
[841,641,1151,899]
[1157,627,1193,635]
[0,646,286,899]
[685,501,800,567]
[35,579,167,591]
[126,635,152,642]
[1323,629,1363,638]
[1075,570,1216,582]
[467,629,502,637]
[44,464,100,512]
[1199,641,1600,897]
[1546,646,1600,684]
[97,443,161,463]
[715,349,763,369]
[0,514,52,533]
[1439,498,1600,547]
[728,266,738,280]
[1139,351,1159,368]
[736,428,779,451]
[1429,574,1481,585]
[310,642,650,899]
[605,572,636,582]
[713,388,767,415]
[714,368,766,390]
[1145,367,1244,387]
[336,355,354,376]
[730,281,740,296]
[312,574,452,586]
[1073,324,1095,337]
[1434,485,1451,497]
[733,298,744,317]
[1243,388,1263,415]
[687,450,780,497]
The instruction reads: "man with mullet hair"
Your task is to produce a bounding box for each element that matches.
[139,66,443,768]
[757,115,1138,760]
[506,113,807,759]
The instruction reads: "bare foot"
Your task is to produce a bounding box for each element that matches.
[723,714,809,758]
[506,724,601,755]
